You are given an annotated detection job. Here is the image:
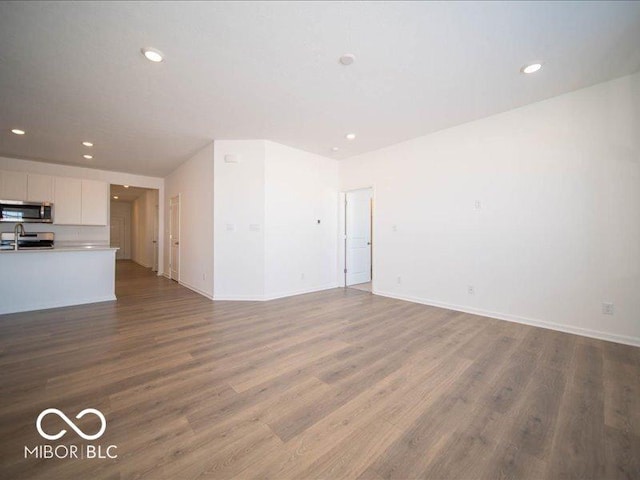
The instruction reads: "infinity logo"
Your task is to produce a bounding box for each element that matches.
[36,408,107,441]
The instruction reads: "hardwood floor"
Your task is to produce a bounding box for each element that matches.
[0,260,638,479]
[349,282,372,293]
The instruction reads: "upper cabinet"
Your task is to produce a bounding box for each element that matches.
[54,177,82,225]
[27,174,55,203]
[0,170,28,200]
[54,177,108,226]
[1,169,109,226]
[80,179,108,226]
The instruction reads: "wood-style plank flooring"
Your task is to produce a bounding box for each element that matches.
[0,261,638,479]
[349,282,372,293]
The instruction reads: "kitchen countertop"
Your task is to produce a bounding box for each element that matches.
[0,245,118,253]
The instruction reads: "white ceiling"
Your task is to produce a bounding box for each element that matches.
[1,1,639,177]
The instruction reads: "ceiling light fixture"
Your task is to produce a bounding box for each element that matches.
[521,63,542,74]
[11,129,25,135]
[82,141,93,147]
[331,147,339,152]
[113,196,119,200]
[345,133,356,140]
[83,154,93,159]
[339,53,356,66]
[123,185,129,188]
[141,47,164,63]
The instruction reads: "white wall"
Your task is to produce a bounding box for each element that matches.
[340,72,640,346]
[131,190,156,268]
[148,189,159,270]
[0,156,165,273]
[264,141,339,298]
[110,200,131,259]
[165,142,214,298]
[213,140,339,300]
[213,140,266,300]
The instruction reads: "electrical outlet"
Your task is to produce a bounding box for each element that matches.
[474,200,481,210]
[300,273,305,280]
[202,273,206,281]
[468,285,475,295]
[397,276,402,284]
[392,225,398,232]
[602,302,614,315]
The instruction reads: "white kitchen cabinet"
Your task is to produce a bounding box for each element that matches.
[80,179,108,226]
[0,170,28,200]
[52,177,108,226]
[54,177,82,225]
[27,174,55,203]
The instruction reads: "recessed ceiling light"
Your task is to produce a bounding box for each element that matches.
[521,63,542,74]
[113,196,119,200]
[141,47,164,63]
[331,147,339,152]
[123,185,129,188]
[339,53,356,66]
[345,133,356,140]
[82,141,93,147]
[11,129,25,135]
[83,154,93,159]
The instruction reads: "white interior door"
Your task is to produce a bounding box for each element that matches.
[346,188,372,286]
[169,195,180,281]
[110,216,126,260]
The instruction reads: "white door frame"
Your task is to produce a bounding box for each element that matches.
[169,194,181,282]
[339,186,375,289]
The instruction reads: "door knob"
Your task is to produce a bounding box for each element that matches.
[174,242,179,246]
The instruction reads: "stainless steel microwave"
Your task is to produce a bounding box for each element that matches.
[0,200,54,223]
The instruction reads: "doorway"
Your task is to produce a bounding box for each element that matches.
[344,187,373,292]
[110,184,160,270]
[169,195,180,282]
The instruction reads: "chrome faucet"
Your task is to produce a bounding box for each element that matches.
[14,223,25,251]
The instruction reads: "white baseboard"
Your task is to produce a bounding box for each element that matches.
[373,290,640,348]
[0,295,117,315]
[212,294,264,301]
[213,283,339,302]
[179,280,214,300]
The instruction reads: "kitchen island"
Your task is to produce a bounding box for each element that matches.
[0,246,117,315]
